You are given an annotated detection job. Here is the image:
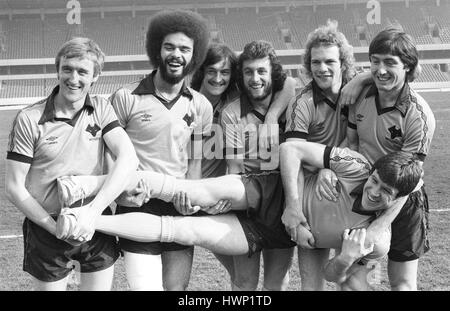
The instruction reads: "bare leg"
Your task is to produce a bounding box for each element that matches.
[66,173,248,210]
[162,248,193,291]
[32,275,69,291]
[231,254,261,290]
[79,265,114,291]
[95,213,249,256]
[262,248,294,290]
[298,248,330,291]
[123,252,163,291]
[388,259,418,291]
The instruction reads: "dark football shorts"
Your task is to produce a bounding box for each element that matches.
[388,185,430,262]
[22,207,119,282]
[237,170,296,257]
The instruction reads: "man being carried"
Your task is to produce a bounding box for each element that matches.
[55,142,422,289]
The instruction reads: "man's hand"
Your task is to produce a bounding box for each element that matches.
[340,228,374,264]
[201,200,232,215]
[294,224,316,249]
[67,204,99,243]
[282,202,308,230]
[115,179,150,207]
[282,199,311,242]
[315,169,339,201]
[173,191,201,215]
[340,72,369,106]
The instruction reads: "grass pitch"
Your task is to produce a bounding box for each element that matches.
[0,91,449,291]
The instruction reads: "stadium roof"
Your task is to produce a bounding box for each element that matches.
[0,0,433,11]
[0,0,137,10]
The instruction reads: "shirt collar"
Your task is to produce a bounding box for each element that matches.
[311,80,343,109]
[38,85,94,125]
[365,82,410,117]
[132,70,193,99]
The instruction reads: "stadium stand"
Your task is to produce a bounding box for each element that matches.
[0,0,449,100]
[0,75,142,99]
[1,2,450,57]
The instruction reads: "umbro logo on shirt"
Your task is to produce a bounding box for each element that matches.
[45,136,58,145]
[388,125,402,139]
[86,124,101,137]
[141,113,152,122]
[356,114,365,122]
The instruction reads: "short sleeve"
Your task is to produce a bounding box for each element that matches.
[402,100,436,161]
[325,147,371,180]
[95,96,120,135]
[6,110,36,163]
[285,91,314,140]
[109,88,132,128]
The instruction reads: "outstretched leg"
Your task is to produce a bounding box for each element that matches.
[95,213,250,256]
[59,172,248,210]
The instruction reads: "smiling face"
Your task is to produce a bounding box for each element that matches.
[370,53,408,93]
[361,170,400,212]
[201,58,232,97]
[159,32,194,84]
[57,56,98,106]
[242,56,272,101]
[310,45,342,95]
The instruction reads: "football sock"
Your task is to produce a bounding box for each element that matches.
[160,216,175,243]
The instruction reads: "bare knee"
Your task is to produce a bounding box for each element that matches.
[162,248,193,291]
[390,278,417,291]
[263,273,290,291]
[232,275,259,291]
[388,260,418,291]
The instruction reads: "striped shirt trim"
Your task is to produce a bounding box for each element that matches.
[102,120,121,136]
[285,131,308,140]
[323,146,333,169]
[410,93,429,156]
[348,121,357,130]
[289,83,312,132]
[329,152,371,172]
[6,152,32,164]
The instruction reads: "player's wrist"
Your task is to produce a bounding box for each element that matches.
[336,252,357,267]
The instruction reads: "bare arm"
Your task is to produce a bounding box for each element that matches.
[279,139,327,247]
[340,71,373,106]
[89,127,139,215]
[324,229,374,284]
[5,160,57,235]
[260,77,296,149]
[265,76,296,122]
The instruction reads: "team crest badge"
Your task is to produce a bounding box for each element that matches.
[86,124,101,137]
[183,113,194,126]
[388,125,402,139]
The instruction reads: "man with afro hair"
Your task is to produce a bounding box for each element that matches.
[106,10,213,290]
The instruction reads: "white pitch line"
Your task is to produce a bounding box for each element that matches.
[0,234,23,239]
[433,209,450,213]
